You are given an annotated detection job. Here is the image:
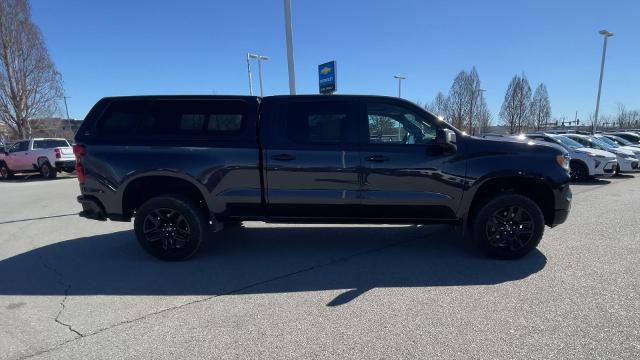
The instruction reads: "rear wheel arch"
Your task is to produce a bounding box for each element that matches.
[467,176,555,227]
[121,175,211,221]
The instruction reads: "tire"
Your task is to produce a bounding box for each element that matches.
[134,194,208,261]
[40,162,57,179]
[472,193,544,260]
[0,162,13,180]
[570,161,588,182]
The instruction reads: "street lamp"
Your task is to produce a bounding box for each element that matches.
[394,75,406,98]
[284,0,296,95]
[593,29,614,134]
[247,53,270,97]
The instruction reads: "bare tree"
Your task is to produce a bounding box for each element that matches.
[464,67,484,135]
[0,0,62,139]
[446,71,469,130]
[426,91,448,118]
[500,74,532,134]
[530,83,551,130]
[476,93,491,133]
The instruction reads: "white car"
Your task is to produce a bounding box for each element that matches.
[601,134,640,150]
[525,133,617,181]
[564,134,638,173]
[0,138,75,180]
[593,134,640,170]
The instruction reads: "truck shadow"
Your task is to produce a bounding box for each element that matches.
[0,225,546,306]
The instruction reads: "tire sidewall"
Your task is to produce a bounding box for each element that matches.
[0,163,9,180]
[40,162,56,179]
[472,194,544,260]
[134,195,207,261]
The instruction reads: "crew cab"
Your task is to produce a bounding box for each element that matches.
[0,138,75,180]
[74,95,572,260]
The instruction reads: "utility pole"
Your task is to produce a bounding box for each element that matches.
[246,53,254,96]
[63,96,72,136]
[394,75,405,98]
[593,29,614,134]
[284,0,296,95]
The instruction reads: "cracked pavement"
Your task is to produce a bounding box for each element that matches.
[1,176,639,359]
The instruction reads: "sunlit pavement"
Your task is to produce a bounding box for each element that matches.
[1,175,639,359]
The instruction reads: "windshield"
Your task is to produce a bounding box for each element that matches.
[606,135,632,146]
[595,136,619,148]
[551,135,583,149]
[589,137,617,150]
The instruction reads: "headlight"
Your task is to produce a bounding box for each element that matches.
[556,155,570,172]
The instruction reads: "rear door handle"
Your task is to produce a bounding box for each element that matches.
[271,154,296,161]
[365,155,390,162]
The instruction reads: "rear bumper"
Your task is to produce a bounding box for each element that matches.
[54,160,76,169]
[77,195,107,221]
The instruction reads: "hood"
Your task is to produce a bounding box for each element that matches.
[608,147,636,157]
[619,146,640,156]
[471,135,567,156]
[574,147,616,159]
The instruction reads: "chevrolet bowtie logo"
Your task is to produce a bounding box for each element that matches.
[320,66,332,75]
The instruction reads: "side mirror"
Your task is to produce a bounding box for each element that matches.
[436,128,457,153]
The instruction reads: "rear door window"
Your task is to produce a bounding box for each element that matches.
[283,101,357,145]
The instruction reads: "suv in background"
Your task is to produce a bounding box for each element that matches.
[564,134,638,173]
[606,132,640,145]
[525,133,617,181]
[0,138,75,180]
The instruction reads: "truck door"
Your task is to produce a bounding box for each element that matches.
[357,100,463,220]
[262,98,361,220]
[6,141,29,171]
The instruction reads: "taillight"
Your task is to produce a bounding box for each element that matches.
[54,148,61,159]
[73,144,86,183]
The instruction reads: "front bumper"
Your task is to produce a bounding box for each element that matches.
[618,159,639,172]
[550,184,572,227]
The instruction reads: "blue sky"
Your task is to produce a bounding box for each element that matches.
[31,0,639,124]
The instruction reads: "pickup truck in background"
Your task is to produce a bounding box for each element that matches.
[74,95,572,261]
[0,138,76,179]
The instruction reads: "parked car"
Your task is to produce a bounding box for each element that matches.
[525,133,617,181]
[0,138,76,180]
[606,132,640,145]
[593,134,640,159]
[563,134,638,173]
[74,95,572,260]
[601,134,640,150]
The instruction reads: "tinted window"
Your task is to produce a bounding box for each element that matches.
[367,103,436,145]
[33,139,69,149]
[285,102,356,144]
[10,141,28,152]
[98,100,149,134]
[146,100,245,135]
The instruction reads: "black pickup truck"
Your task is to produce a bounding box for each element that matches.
[74,95,571,260]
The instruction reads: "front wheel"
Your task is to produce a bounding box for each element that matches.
[472,194,544,260]
[134,195,208,260]
[570,161,588,182]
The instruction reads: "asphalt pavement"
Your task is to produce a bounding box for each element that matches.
[0,175,638,359]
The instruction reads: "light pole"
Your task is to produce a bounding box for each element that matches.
[394,75,406,98]
[593,29,613,134]
[247,53,270,97]
[246,53,254,96]
[62,96,72,136]
[284,0,296,95]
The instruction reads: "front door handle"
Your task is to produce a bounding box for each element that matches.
[365,155,390,162]
[271,153,296,161]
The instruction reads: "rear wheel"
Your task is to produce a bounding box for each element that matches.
[0,163,12,180]
[40,162,57,179]
[134,194,207,260]
[570,161,588,182]
[472,193,544,260]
